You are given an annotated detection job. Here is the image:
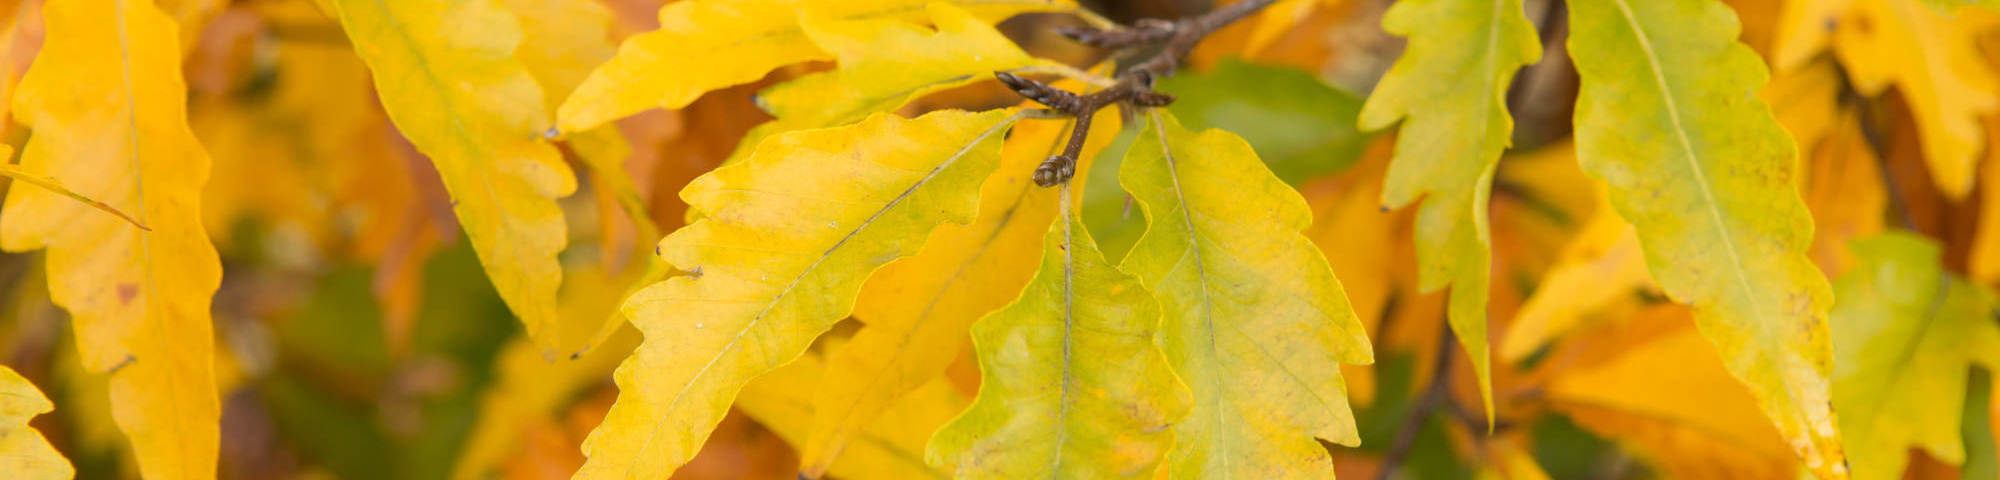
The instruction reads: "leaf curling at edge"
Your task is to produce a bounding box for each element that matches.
[927,193,1189,480]
[723,2,1059,167]
[1830,232,2000,480]
[0,365,73,479]
[575,108,1019,480]
[1355,0,1540,422]
[0,1,223,479]
[1565,0,1844,477]
[1119,111,1370,478]
[555,0,1078,134]
[325,0,578,360]
[801,103,1122,476]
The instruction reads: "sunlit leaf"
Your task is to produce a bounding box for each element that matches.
[804,107,1120,476]
[928,205,1187,480]
[578,108,1017,479]
[0,365,71,480]
[1113,111,1369,477]
[325,0,579,358]
[0,1,222,478]
[1566,0,1844,475]
[1830,233,2000,480]
[556,0,1074,133]
[1358,0,1540,418]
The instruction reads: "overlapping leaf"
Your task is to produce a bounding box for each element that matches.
[1830,233,2000,480]
[928,208,1187,480]
[1119,112,1370,477]
[804,109,1120,476]
[556,0,1074,133]
[0,1,222,479]
[739,349,962,479]
[578,109,1017,479]
[0,366,70,480]
[1357,0,1540,417]
[1566,0,1843,476]
[1832,0,1999,199]
[325,0,578,358]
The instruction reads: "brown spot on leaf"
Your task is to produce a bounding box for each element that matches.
[117,283,139,304]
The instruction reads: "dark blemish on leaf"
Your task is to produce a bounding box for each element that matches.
[688,266,703,279]
[542,127,560,141]
[570,352,582,360]
[117,283,139,305]
[1379,205,1390,213]
[108,355,136,374]
[656,245,662,257]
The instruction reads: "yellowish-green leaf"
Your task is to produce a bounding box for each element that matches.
[325,0,578,358]
[1566,0,1844,476]
[804,109,1120,476]
[0,365,71,480]
[578,108,1017,479]
[928,205,1187,480]
[1832,0,1998,200]
[1356,0,1539,419]
[0,1,222,479]
[1115,111,1368,477]
[1830,233,2000,480]
[739,349,961,480]
[556,0,1074,133]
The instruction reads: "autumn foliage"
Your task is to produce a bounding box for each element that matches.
[0,0,1997,479]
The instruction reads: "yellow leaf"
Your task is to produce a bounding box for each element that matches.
[1242,0,1316,55]
[1545,305,1801,480]
[496,0,656,354]
[1566,0,1844,476]
[1800,108,1886,276]
[738,349,960,479]
[325,0,578,358]
[1972,114,2000,285]
[0,1,222,479]
[1830,233,2000,480]
[578,108,1017,479]
[1764,58,1843,156]
[928,202,1187,480]
[0,365,71,480]
[802,104,1120,476]
[1114,111,1368,477]
[1833,0,1998,199]
[1773,0,1852,71]
[556,0,1074,133]
[1358,0,1540,419]
[1499,195,1651,363]
[1299,138,1408,407]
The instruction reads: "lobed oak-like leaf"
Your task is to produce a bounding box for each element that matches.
[1566,0,1844,476]
[804,110,1120,476]
[928,208,1188,480]
[325,0,578,359]
[0,366,71,480]
[1357,0,1540,418]
[0,1,222,478]
[578,108,1016,479]
[1830,233,2000,480]
[1831,0,1998,199]
[556,0,1074,133]
[1119,112,1370,478]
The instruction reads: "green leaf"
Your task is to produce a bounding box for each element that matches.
[928,206,1188,479]
[576,109,1017,479]
[1355,0,1541,419]
[1118,111,1371,477]
[1566,0,1844,476]
[1158,58,1373,185]
[1831,233,2000,480]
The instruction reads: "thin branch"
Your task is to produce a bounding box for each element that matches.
[1000,0,1282,187]
[1375,323,1457,480]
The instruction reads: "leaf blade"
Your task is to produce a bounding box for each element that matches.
[0,366,73,480]
[1566,0,1844,476]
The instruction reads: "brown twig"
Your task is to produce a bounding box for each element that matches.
[1002,0,1281,187]
[1375,324,1457,480]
